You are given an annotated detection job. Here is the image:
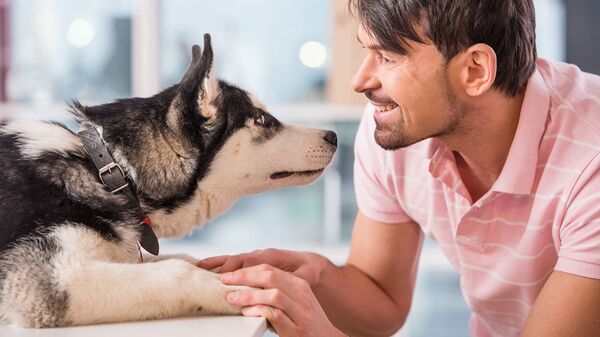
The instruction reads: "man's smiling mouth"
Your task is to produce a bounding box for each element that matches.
[372,103,399,113]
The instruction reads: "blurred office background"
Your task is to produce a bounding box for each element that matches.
[0,0,598,336]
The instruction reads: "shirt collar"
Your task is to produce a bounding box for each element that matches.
[490,68,550,195]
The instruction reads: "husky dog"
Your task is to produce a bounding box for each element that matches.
[0,34,337,328]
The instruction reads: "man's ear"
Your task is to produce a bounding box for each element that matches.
[459,43,497,97]
[168,34,219,133]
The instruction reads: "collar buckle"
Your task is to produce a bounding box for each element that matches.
[98,162,129,193]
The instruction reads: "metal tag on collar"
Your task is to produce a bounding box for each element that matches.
[139,217,159,256]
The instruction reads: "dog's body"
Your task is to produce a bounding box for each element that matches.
[0,35,336,328]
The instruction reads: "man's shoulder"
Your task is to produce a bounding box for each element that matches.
[538,59,600,108]
[537,58,600,83]
[538,58,600,142]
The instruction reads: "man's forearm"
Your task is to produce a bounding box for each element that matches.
[313,259,409,337]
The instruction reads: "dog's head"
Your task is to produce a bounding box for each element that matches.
[72,34,337,216]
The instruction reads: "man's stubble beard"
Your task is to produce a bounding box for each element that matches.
[374,71,467,151]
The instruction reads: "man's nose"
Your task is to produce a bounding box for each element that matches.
[351,57,380,93]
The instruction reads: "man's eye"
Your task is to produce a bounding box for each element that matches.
[254,114,266,126]
[377,54,391,63]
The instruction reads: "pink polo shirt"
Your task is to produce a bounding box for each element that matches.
[353,58,600,336]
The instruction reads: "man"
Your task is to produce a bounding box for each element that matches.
[198,1,600,336]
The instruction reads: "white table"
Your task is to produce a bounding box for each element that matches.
[0,316,268,337]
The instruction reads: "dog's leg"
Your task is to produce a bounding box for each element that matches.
[57,259,247,326]
[142,253,199,265]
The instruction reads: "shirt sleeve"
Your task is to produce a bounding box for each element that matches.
[353,104,412,224]
[555,153,600,279]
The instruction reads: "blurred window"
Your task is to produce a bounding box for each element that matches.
[159,0,330,106]
[8,0,132,104]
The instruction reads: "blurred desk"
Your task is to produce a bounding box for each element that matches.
[0,316,267,337]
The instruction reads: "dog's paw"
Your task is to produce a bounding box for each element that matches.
[190,270,254,316]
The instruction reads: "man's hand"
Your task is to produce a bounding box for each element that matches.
[197,249,327,288]
[219,263,346,337]
[197,213,422,336]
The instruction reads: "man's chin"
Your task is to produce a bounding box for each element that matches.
[374,129,417,150]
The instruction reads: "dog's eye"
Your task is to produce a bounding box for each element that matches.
[254,114,266,126]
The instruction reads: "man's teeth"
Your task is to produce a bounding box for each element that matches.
[374,104,399,113]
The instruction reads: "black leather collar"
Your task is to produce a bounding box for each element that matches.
[77,122,159,256]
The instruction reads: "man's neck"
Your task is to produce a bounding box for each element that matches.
[439,91,525,202]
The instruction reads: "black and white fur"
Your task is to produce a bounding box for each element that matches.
[0,34,337,328]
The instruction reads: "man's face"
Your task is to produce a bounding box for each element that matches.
[353,24,467,150]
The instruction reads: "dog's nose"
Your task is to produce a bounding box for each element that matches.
[323,131,338,147]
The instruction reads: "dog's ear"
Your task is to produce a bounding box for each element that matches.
[168,34,219,133]
[200,63,218,120]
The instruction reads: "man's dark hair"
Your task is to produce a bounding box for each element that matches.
[348,0,537,97]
